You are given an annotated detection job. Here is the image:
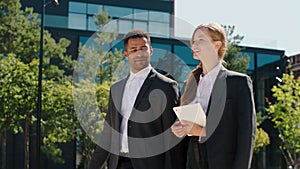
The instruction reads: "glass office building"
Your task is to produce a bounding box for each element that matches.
[7,0,286,168]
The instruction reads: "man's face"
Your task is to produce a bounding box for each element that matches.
[124,37,152,73]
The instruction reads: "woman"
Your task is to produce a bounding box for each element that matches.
[171,23,256,169]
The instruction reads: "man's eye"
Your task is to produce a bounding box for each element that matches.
[129,49,138,53]
[141,46,148,51]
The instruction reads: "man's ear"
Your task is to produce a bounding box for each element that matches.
[149,46,153,55]
[124,50,128,58]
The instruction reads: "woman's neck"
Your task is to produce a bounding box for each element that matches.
[202,60,219,75]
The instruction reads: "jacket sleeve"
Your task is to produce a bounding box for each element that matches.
[163,81,189,169]
[233,76,256,169]
[88,91,115,169]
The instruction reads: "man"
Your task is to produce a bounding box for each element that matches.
[88,29,187,169]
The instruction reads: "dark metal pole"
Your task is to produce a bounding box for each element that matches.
[37,0,45,168]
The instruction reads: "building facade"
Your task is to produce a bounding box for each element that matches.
[289,53,300,78]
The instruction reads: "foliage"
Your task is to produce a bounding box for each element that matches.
[0,54,39,169]
[40,80,77,164]
[222,25,270,154]
[74,80,110,169]
[254,112,270,153]
[0,0,74,79]
[0,54,38,134]
[223,25,250,73]
[153,51,189,83]
[0,0,77,165]
[74,10,124,168]
[267,73,300,167]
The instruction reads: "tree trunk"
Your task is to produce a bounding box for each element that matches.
[1,131,7,169]
[24,111,31,169]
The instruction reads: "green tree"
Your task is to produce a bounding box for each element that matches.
[74,10,124,168]
[0,0,76,167]
[0,0,74,79]
[223,25,250,73]
[223,25,270,155]
[0,54,38,169]
[41,80,77,164]
[254,112,270,154]
[267,73,300,168]
[153,51,188,83]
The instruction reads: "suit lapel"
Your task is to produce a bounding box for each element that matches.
[202,66,227,143]
[111,76,129,128]
[132,69,155,108]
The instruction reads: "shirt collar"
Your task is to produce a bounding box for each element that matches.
[200,61,221,80]
[129,65,152,80]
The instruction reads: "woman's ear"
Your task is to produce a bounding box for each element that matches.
[215,41,222,51]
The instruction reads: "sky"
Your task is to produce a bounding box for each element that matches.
[174,0,300,56]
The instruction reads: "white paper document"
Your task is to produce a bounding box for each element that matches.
[173,103,206,127]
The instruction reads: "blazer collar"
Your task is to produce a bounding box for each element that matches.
[112,68,156,115]
[133,68,156,107]
[201,66,227,143]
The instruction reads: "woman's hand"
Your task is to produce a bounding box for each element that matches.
[171,120,206,137]
[181,120,206,136]
[171,121,187,138]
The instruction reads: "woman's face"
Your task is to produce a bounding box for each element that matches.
[191,28,220,62]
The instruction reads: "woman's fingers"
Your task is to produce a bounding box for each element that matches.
[171,121,187,138]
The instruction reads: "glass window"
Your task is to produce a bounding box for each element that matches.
[87,4,102,15]
[174,45,197,67]
[88,16,97,31]
[133,21,147,31]
[79,36,90,46]
[112,40,124,52]
[68,13,86,30]
[69,1,86,14]
[149,11,170,23]
[133,9,148,20]
[149,22,170,37]
[118,20,132,34]
[257,53,281,67]
[103,6,133,19]
[104,20,118,32]
[240,52,254,70]
[151,43,172,62]
[45,15,68,28]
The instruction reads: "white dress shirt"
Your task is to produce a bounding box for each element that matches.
[120,65,152,153]
[191,62,222,114]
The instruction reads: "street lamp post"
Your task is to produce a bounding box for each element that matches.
[37,0,59,169]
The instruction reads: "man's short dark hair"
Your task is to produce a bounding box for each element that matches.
[123,29,151,50]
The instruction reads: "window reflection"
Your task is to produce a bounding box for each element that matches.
[88,16,97,31]
[68,13,86,30]
[257,54,280,67]
[133,9,148,20]
[240,52,254,70]
[118,20,132,34]
[149,11,170,23]
[68,1,171,37]
[133,21,147,31]
[69,2,86,14]
[103,6,133,18]
[149,22,169,37]
[87,4,102,15]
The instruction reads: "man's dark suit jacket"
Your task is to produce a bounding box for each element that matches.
[186,66,256,169]
[88,68,188,169]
